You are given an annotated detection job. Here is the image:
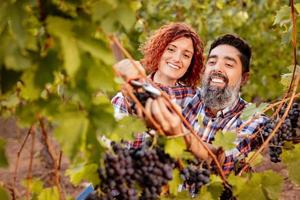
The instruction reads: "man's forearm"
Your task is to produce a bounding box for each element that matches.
[183,131,217,162]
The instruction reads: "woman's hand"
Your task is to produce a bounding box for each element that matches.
[113,59,146,82]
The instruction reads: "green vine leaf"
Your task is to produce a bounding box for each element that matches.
[0,186,10,200]
[111,116,147,142]
[295,3,300,13]
[21,178,44,194]
[245,152,263,167]
[38,187,59,200]
[240,103,268,121]
[198,175,223,200]
[54,113,89,161]
[116,3,136,31]
[66,163,99,186]
[164,137,186,158]
[229,171,283,200]
[47,17,80,78]
[212,131,236,151]
[282,144,300,185]
[262,170,283,200]
[0,138,8,167]
[91,0,117,22]
[273,5,290,26]
[280,65,300,88]
[168,168,181,196]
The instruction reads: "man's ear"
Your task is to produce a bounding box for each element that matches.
[241,72,249,85]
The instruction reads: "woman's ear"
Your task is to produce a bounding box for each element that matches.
[241,72,249,85]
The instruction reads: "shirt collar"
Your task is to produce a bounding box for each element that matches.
[148,72,184,88]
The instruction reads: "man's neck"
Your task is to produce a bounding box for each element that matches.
[205,96,240,117]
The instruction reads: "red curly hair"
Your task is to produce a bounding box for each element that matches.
[140,22,204,87]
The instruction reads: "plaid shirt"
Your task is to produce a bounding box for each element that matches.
[111,82,197,119]
[112,85,267,175]
[182,89,267,175]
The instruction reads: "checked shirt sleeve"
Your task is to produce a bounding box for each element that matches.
[222,115,268,175]
[111,92,130,120]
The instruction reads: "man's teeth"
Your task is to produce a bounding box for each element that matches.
[211,78,224,83]
[168,63,180,69]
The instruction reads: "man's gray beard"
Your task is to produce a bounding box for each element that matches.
[202,78,241,111]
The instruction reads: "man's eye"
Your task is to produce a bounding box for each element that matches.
[208,61,215,65]
[226,63,233,68]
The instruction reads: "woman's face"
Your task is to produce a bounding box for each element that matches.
[156,37,194,85]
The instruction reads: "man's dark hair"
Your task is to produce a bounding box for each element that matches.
[208,34,251,73]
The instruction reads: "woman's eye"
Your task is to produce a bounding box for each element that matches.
[184,54,191,59]
[167,47,175,52]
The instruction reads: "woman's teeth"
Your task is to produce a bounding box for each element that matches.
[168,63,180,69]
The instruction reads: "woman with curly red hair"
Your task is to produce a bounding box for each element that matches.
[112,22,204,117]
[140,22,204,87]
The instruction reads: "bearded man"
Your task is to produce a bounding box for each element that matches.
[113,34,267,175]
[145,34,267,175]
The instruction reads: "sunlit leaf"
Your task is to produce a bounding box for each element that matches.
[4,43,32,71]
[212,131,236,151]
[228,173,247,196]
[117,3,136,31]
[66,163,99,186]
[1,94,20,109]
[0,186,10,200]
[229,171,282,200]
[10,2,28,49]
[83,124,106,162]
[236,173,265,200]
[245,151,263,167]
[165,137,186,158]
[262,170,283,200]
[89,104,116,134]
[0,138,8,167]
[77,38,114,65]
[281,73,292,88]
[47,17,80,78]
[21,178,44,194]
[86,62,117,92]
[112,116,147,141]
[240,103,268,121]
[273,5,290,26]
[54,113,89,161]
[38,187,59,200]
[295,3,300,13]
[196,175,223,200]
[100,13,118,33]
[282,144,300,185]
[168,169,181,196]
[91,0,117,22]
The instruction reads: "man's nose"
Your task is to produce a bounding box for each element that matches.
[211,61,224,72]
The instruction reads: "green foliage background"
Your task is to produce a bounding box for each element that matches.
[0,0,300,199]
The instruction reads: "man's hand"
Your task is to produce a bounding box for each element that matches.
[144,97,213,161]
[113,59,146,82]
[145,97,183,136]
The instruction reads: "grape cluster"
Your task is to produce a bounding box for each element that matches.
[132,147,175,199]
[86,142,176,200]
[256,102,300,163]
[180,164,210,194]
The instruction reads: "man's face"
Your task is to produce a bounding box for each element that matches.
[202,44,246,110]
